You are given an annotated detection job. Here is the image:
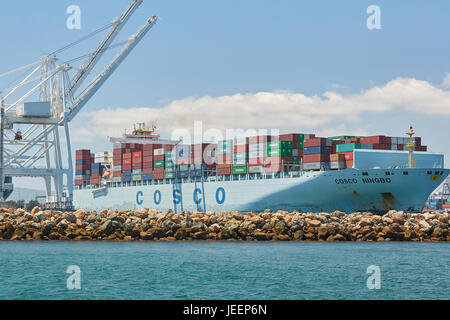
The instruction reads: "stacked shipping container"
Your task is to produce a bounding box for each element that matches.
[75,133,429,186]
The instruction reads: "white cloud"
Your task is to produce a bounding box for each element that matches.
[70,77,450,142]
[443,73,450,88]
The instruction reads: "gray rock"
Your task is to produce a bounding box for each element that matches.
[64,213,77,223]
[192,221,206,230]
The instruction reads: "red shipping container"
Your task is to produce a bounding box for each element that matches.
[74,180,82,186]
[249,158,265,166]
[303,138,330,148]
[145,144,161,150]
[397,144,404,151]
[154,154,164,161]
[338,151,354,160]
[265,156,293,164]
[217,154,232,164]
[153,167,164,173]
[360,136,388,144]
[132,151,142,158]
[416,145,427,151]
[153,172,164,180]
[143,161,153,169]
[278,134,299,142]
[113,160,122,166]
[143,168,153,174]
[113,171,122,177]
[122,164,132,171]
[76,149,90,157]
[123,153,132,159]
[91,173,100,178]
[75,164,91,170]
[248,135,272,144]
[122,159,132,165]
[345,159,354,168]
[217,168,232,175]
[414,137,422,146]
[132,164,142,169]
[303,154,330,163]
[234,145,249,153]
[330,154,346,162]
[132,157,142,164]
[90,178,100,184]
[143,151,153,157]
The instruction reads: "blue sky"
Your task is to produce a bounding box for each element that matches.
[1,0,450,189]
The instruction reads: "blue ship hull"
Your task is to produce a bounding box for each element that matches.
[73,168,449,213]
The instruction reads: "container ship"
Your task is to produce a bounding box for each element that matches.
[72,124,449,213]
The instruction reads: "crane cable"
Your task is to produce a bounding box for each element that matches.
[0,22,114,79]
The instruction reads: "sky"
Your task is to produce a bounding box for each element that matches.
[1,0,450,190]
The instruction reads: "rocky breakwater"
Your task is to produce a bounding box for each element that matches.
[0,207,449,241]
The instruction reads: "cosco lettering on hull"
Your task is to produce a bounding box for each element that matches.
[335,177,392,184]
[135,188,227,206]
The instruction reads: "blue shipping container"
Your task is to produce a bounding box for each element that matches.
[177,171,189,178]
[303,146,329,155]
[143,174,153,181]
[122,175,131,182]
[122,170,132,176]
[75,169,90,175]
[75,159,87,165]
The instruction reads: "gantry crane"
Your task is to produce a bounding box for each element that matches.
[0,0,157,209]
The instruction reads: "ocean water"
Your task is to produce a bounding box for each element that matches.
[0,241,448,300]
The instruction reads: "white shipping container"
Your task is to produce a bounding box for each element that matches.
[16,101,52,117]
[112,177,122,183]
[234,137,249,145]
[132,175,142,181]
[292,149,298,156]
[329,161,346,169]
[249,143,266,151]
[249,150,265,158]
[154,148,164,156]
[248,165,264,173]
[113,165,122,171]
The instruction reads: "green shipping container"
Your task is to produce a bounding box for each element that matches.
[267,148,292,157]
[298,141,303,149]
[164,172,175,179]
[154,160,165,167]
[336,143,361,153]
[165,167,174,173]
[267,141,293,149]
[165,161,174,168]
[328,135,356,140]
[233,165,247,174]
[293,156,299,163]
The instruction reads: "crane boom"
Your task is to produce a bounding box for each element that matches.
[69,0,143,95]
[68,16,158,121]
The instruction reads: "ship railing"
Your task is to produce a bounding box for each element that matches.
[80,167,311,190]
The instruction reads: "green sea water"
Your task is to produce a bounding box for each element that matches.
[0,241,448,300]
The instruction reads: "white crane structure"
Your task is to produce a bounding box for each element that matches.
[0,0,157,209]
